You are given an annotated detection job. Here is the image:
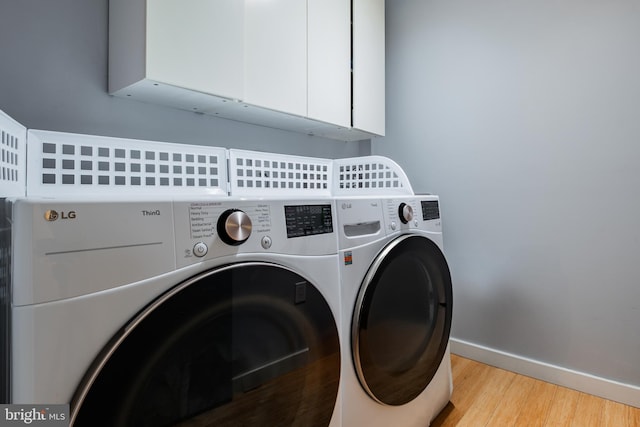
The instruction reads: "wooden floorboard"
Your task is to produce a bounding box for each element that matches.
[431,354,640,427]
[544,386,579,427]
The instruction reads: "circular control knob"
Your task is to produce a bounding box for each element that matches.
[217,209,252,246]
[398,203,414,224]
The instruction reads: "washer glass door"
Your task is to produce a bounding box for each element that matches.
[73,263,340,427]
[352,235,453,406]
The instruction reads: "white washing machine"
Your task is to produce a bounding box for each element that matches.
[1,126,343,426]
[336,195,453,427]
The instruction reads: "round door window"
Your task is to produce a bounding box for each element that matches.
[73,263,340,427]
[352,235,453,406]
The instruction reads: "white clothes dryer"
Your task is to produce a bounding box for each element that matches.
[5,196,342,427]
[0,125,344,427]
[337,195,453,427]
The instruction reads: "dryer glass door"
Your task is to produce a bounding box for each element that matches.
[73,263,340,427]
[352,235,453,406]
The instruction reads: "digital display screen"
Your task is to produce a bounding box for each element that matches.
[421,200,440,221]
[284,204,334,238]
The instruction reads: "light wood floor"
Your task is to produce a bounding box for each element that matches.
[431,354,640,427]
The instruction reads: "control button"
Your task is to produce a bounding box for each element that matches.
[414,219,419,227]
[217,209,252,246]
[398,203,414,224]
[390,221,397,231]
[193,242,208,257]
[261,235,272,249]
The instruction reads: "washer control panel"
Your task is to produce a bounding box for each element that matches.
[336,196,442,249]
[383,198,421,232]
[383,197,441,232]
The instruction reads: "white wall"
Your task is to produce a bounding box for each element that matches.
[0,0,368,159]
[376,0,640,402]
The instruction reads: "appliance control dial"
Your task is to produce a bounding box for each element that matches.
[398,203,414,224]
[217,209,252,245]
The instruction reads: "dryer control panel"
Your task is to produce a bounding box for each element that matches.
[174,199,337,268]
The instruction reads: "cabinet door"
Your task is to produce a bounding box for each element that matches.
[244,0,307,117]
[352,0,385,135]
[146,0,244,100]
[308,0,351,128]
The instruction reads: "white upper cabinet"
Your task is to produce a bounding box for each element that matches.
[244,0,307,117]
[109,0,244,101]
[109,0,384,141]
[353,0,385,136]
[146,0,244,100]
[308,0,351,129]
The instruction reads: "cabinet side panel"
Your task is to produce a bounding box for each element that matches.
[145,0,244,100]
[244,0,307,116]
[108,0,146,93]
[352,0,385,136]
[308,0,351,128]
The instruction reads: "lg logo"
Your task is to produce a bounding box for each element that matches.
[44,210,77,221]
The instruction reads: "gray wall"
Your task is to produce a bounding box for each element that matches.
[0,0,368,159]
[377,0,640,387]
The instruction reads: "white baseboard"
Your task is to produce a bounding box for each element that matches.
[450,338,640,409]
